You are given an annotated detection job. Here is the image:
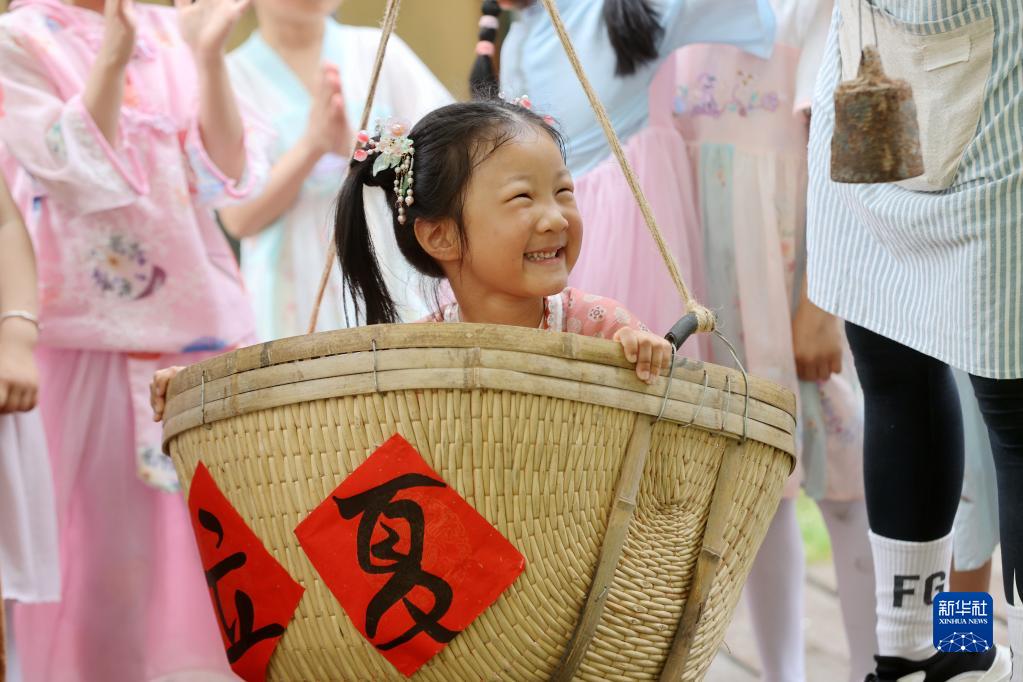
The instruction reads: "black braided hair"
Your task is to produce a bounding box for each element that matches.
[604,0,664,76]
[468,0,665,86]
[469,0,502,96]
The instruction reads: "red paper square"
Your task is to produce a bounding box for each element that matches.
[188,463,305,682]
[295,434,525,677]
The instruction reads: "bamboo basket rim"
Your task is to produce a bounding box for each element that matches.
[163,323,797,461]
[169,324,793,405]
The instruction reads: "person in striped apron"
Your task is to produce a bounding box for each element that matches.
[806,1,1023,680]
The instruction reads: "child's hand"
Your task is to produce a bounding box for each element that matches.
[150,366,185,422]
[613,327,673,385]
[0,327,39,414]
[175,0,251,64]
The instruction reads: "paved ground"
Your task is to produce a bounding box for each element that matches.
[705,549,1009,681]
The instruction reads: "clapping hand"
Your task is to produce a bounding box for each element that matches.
[303,63,353,158]
[101,0,137,65]
[175,0,252,65]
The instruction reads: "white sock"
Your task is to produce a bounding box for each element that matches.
[819,500,878,682]
[1009,575,1022,682]
[870,530,953,660]
[744,499,807,682]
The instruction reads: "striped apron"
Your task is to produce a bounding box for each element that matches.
[806,0,1023,379]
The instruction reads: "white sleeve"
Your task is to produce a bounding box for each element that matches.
[794,0,836,113]
[656,0,777,59]
[384,35,455,125]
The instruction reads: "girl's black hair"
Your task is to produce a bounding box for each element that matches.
[469,0,664,95]
[603,0,664,76]
[469,0,502,95]
[334,99,565,326]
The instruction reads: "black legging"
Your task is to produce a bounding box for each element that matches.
[846,323,1023,603]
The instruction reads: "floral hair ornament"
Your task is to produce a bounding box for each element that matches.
[353,118,416,224]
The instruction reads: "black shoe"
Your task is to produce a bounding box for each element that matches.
[863,646,1011,681]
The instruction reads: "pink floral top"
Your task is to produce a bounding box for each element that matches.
[423,287,650,339]
[0,0,270,354]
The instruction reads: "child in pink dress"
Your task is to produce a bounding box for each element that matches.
[0,0,269,678]
[673,2,874,680]
[469,0,775,355]
[151,99,675,425]
[0,173,60,682]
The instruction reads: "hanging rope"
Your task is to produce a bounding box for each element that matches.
[307,0,404,334]
[308,0,715,335]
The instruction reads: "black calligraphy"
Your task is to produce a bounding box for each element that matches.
[334,474,459,650]
[198,509,286,663]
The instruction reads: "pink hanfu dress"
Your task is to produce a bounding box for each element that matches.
[0,0,270,679]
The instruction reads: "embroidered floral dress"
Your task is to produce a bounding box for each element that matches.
[499,0,775,346]
[424,287,650,338]
[672,0,864,500]
[0,1,269,679]
[0,0,271,490]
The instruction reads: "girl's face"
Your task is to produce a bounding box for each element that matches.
[457,128,582,302]
[255,0,342,24]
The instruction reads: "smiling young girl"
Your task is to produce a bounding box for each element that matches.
[335,100,673,378]
[152,99,673,422]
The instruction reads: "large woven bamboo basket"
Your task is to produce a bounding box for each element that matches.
[163,323,795,681]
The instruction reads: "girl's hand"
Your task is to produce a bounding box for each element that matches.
[792,298,843,382]
[0,322,39,414]
[150,365,185,422]
[175,0,251,65]
[302,64,352,158]
[101,0,137,66]
[613,327,673,385]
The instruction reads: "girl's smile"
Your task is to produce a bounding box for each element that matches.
[523,246,566,265]
[408,123,581,329]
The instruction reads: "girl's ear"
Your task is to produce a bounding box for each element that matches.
[414,217,462,263]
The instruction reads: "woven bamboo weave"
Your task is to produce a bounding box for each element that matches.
[163,324,795,681]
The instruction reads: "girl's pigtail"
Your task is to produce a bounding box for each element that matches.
[469,0,501,97]
[603,0,663,76]
[334,153,400,326]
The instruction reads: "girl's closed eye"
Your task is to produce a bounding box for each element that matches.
[503,183,534,203]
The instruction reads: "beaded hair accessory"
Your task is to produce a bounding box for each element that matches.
[503,93,557,126]
[354,118,416,225]
[476,0,501,57]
